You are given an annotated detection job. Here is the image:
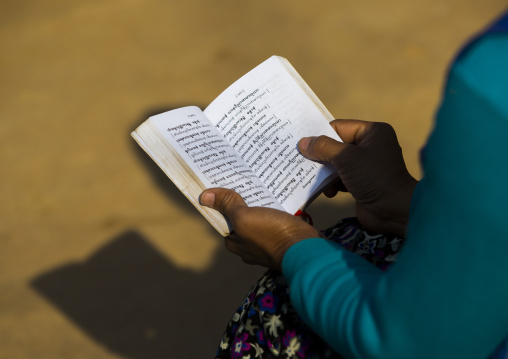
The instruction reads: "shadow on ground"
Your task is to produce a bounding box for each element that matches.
[30,106,356,358]
[31,230,264,358]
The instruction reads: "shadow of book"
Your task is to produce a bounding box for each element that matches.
[30,230,264,358]
[130,106,205,216]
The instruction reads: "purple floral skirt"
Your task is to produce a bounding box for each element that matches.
[215,217,404,358]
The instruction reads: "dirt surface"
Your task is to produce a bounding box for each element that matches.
[1,1,506,357]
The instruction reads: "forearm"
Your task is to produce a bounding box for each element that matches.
[283,200,508,359]
[283,239,388,358]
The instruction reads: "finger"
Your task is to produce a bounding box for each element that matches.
[298,135,347,163]
[224,236,240,253]
[225,237,260,265]
[199,188,248,220]
[224,236,248,262]
[324,178,347,194]
[329,119,374,144]
[225,236,258,266]
[323,181,348,197]
[323,185,339,198]
[225,232,240,242]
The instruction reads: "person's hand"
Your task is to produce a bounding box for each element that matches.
[200,188,320,271]
[298,120,418,237]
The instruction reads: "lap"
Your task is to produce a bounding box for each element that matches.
[215,217,404,359]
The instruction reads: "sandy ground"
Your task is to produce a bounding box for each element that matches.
[1,1,506,358]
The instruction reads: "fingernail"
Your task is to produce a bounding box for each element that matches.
[298,137,311,152]
[199,191,215,207]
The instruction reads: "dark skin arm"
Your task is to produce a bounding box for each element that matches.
[200,119,417,270]
[300,120,418,237]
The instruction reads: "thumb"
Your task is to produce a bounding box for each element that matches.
[298,135,347,163]
[199,188,248,219]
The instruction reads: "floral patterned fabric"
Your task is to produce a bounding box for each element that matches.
[215,217,404,359]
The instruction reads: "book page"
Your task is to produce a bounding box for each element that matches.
[149,106,284,211]
[204,56,341,214]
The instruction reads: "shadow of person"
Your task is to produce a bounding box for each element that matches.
[29,106,357,358]
[29,106,265,357]
[31,230,264,358]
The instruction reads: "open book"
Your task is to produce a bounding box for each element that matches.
[132,56,341,236]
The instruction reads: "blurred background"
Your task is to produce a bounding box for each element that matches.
[1,0,506,358]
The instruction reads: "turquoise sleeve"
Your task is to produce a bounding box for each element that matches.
[283,34,508,358]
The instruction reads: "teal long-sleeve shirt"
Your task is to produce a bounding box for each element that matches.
[282,22,508,358]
